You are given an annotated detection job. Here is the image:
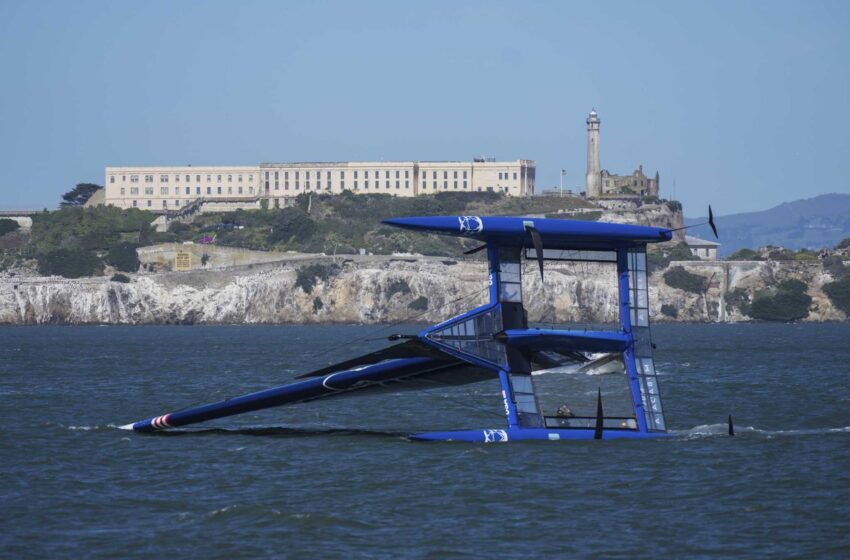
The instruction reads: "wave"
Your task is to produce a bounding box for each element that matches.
[677,423,850,439]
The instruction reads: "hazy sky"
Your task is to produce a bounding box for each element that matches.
[1,0,848,215]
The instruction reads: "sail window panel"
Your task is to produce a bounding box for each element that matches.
[515,393,538,413]
[511,375,534,394]
[500,282,522,303]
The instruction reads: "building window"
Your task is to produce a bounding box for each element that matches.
[130,175,139,183]
[285,181,289,190]
[196,187,201,195]
[463,171,468,179]
[175,175,180,182]
[405,170,409,179]
[176,200,180,207]
[405,181,409,189]
[249,186,253,193]
[217,186,222,194]
[185,187,190,195]
[444,181,448,189]
[227,175,232,182]
[160,187,168,195]
[217,175,222,182]
[433,181,437,188]
[147,200,152,207]
[454,171,458,179]
[196,175,201,182]
[354,171,358,179]
[162,200,167,208]
[395,170,400,179]
[160,175,169,182]
[207,187,211,194]
[110,176,115,184]
[228,186,232,194]
[145,175,154,183]
[144,187,154,195]
[275,180,279,190]
[463,181,468,189]
[386,180,390,189]
[443,171,448,179]
[132,200,137,207]
[317,181,321,189]
[207,175,211,182]
[341,171,345,179]
[295,182,300,190]
[186,175,191,182]
[395,180,399,189]
[341,181,345,189]
[306,181,311,190]
[513,172,517,180]
[364,170,369,179]
[120,187,125,195]
[385,170,390,179]
[422,181,426,188]
[295,171,299,179]
[454,181,458,189]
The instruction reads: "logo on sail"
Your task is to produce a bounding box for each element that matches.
[458,216,483,234]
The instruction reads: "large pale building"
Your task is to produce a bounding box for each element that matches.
[105,159,535,211]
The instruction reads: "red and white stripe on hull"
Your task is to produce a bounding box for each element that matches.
[150,414,172,430]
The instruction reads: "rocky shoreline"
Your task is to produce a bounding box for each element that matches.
[0,254,844,325]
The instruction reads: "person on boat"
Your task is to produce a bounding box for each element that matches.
[555,405,575,418]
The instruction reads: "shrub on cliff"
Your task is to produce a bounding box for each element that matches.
[110,273,131,283]
[663,266,707,294]
[386,278,411,298]
[408,296,428,311]
[836,237,850,250]
[660,304,678,318]
[823,277,850,315]
[0,218,20,237]
[648,242,698,272]
[106,242,140,272]
[37,248,103,278]
[295,263,338,294]
[728,248,762,261]
[749,279,812,322]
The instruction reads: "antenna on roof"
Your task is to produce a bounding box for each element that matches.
[669,205,719,239]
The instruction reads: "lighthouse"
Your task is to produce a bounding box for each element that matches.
[585,108,601,198]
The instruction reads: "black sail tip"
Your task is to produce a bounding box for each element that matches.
[594,388,604,440]
[525,225,545,282]
[708,205,719,239]
[728,414,735,436]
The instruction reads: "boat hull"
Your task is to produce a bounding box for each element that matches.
[409,428,671,442]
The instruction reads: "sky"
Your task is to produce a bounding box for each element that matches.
[0,0,848,215]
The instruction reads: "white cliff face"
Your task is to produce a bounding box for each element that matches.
[0,256,844,325]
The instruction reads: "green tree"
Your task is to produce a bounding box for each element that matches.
[37,248,103,278]
[748,279,812,322]
[60,183,102,207]
[728,248,762,261]
[106,242,140,272]
[268,207,316,245]
[823,277,850,315]
[663,266,707,294]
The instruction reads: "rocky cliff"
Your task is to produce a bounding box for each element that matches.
[0,254,844,325]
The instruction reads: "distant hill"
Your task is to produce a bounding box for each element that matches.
[686,193,850,256]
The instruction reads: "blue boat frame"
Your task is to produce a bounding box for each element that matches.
[126,215,674,442]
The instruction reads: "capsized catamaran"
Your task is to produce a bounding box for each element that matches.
[124,214,699,442]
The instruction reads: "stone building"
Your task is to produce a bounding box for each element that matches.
[584,108,660,198]
[104,159,535,211]
[685,235,720,260]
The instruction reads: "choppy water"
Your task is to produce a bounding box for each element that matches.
[1,323,849,559]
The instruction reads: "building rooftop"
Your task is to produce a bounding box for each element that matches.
[685,235,721,247]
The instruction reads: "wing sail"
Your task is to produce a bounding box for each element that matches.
[126,342,494,432]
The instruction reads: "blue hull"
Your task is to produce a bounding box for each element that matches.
[409,428,671,442]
